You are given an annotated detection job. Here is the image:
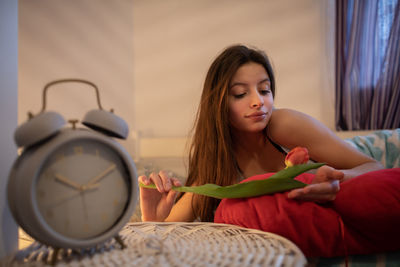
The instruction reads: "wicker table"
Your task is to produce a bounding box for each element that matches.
[5,222,307,267]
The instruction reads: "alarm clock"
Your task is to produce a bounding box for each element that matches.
[7,79,138,251]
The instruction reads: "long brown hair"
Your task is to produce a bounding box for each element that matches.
[185,44,276,221]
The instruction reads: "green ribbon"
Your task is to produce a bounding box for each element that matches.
[139,163,324,199]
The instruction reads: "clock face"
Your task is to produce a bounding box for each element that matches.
[35,139,131,240]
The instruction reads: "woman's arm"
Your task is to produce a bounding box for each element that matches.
[268,109,384,201]
[165,192,196,222]
[339,161,384,181]
[139,171,197,222]
[269,108,383,175]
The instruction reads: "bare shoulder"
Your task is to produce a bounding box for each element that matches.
[268,108,320,145]
[270,108,314,123]
[268,108,375,169]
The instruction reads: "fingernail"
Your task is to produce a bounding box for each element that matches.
[333,180,340,191]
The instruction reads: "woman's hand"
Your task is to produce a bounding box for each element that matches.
[287,165,344,202]
[139,170,182,221]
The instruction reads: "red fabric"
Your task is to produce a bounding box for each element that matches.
[214,168,400,257]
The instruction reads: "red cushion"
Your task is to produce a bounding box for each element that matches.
[214,168,400,257]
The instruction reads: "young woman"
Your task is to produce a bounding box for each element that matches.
[138,44,384,222]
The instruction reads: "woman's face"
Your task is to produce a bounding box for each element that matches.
[228,62,274,133]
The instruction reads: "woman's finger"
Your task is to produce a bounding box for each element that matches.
[303,180,340,195]
[171,177,182,187]
[158,170,172,191]
[331,170,344,181]
[138,175,148,184]
[288,180,340,201]
[149,172,164,192]
[314,166,344,183]
[166,189,178,206]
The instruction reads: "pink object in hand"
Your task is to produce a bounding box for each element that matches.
[284,147,309,167]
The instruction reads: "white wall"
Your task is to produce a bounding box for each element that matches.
[20,0,344,160]
[0,0,18,259]
[133,0,336,137]
[133,0,338,156]
[19,0,135,153]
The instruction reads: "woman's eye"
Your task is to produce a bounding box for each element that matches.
[260,89,271,95]
[234,93,246,99]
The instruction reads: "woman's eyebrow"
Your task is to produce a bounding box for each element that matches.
[258,78,270,84]
[229,78,270,89]
[229,82,247,89]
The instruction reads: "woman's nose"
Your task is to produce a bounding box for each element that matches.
[251,91,264,108]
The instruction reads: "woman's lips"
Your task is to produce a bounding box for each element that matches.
[246,112,267,120]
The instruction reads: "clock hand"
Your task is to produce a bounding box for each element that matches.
[55,174,82,191]
[55,174,100,192]
[80,183,100,191]
[49,184,100,209]
[86,164,116,186]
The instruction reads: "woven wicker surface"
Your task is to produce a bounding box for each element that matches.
[5,222,307,267]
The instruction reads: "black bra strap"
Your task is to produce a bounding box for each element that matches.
[266,135,287,155]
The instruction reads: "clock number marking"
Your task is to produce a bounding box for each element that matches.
[74,146,83,155]
[55,153,65,162]
[101,213,109,222]
[95,149,100,157]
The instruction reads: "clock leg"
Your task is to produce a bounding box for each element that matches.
[50,247,61,266]
[114,234,126,249]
